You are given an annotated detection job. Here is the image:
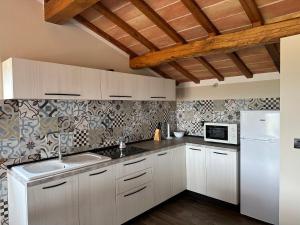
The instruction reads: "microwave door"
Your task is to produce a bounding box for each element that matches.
[206,125,228,141]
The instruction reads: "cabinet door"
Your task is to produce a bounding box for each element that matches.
[171,146,186,196]
[2,58,42,99]
[186,146,206,195]
[164,79,176,101]
[117,182,154,224]
[153,150,172,205]
[101,71,136,100]
[206,148,239,204]
[27,176,79,225]
[148,77,166,101]
[79,166,116,225]
[39,61,82,99]
[79,67,102,100]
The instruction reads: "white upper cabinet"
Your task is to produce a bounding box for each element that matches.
[1,58,175,100]
[2,58,43,99]
[101,71,136,100]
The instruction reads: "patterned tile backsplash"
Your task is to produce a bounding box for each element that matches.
[0,97,279,225]
[0,99,176,225]
[177,98,280,136]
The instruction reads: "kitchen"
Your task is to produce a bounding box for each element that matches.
[0,0,299,225]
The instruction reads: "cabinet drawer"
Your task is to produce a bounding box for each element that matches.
[116,155,153,178]
[117,168,152,194]
[116,182,154,224]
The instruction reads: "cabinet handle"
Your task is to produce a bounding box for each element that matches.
[124,172,147,182]
[42,181,66,189]
[124,186,147,197]
[150,96,166,99]
[213,152,228,155]
[124,158,146,166]
[189,148,202,151]
[158,152,167,156]
[45,93,81,96]
[89,170,107,176]
[109,95,132,98]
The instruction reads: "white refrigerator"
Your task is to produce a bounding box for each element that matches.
[240,111,280,225]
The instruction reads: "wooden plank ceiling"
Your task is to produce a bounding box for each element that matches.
[52,0,300,83]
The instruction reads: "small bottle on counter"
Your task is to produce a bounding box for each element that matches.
[154,122,162,141]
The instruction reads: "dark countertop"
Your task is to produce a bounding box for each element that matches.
[131,136,239,152]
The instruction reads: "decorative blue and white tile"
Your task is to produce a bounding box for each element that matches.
[248,98,266,110]
[19,137,44,163]
[60,133,73,154]
[19,119,39,139]
[57,100,74,117]
[88,116,105,129]
[87,100,111,116]
[39,100,58,118]
[18,100,39,119]
[88,128,105,147]
[102,115,113,129]
[0,118,20,140]
[0,138,23,165]
[214,100,226,111]
[224,99,240,112]
[73,101,88,117]
[73,130,89,147]
[58,117,74,133]
[74,116,89,131]
[0,100,19,120]
[40,117,59,135]
[39,133,59,158]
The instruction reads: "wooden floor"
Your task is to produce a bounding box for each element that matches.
[125,191,268,225]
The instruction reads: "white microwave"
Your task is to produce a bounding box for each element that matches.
[204,123,238,145]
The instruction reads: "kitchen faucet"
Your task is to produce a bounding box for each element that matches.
[46,131,64,161]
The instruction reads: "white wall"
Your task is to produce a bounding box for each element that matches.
[279,35,300,225]
[0,0,152,76]
[177,75,280,100]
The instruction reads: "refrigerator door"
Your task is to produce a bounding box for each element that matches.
[240,139,279,224]
[240,111,280,140]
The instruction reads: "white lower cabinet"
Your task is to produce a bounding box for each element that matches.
[171,146,186,196]
[186,146,206,195]
[206,148,239,204]
[78,166,116,225]
[153,150,173,205]
[27,176,79,225]
[116,183,154,224]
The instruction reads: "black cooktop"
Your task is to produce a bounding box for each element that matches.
[92,146,148,159]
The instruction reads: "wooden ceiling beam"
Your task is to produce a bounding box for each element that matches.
[265,44,280,72]
[130,0,218,82]
[45,0,100,24]
[227,53,253,78]
[181,0,219,36]
[74,15,172,79]
[194,57,224,81]
[130,17,300,69]
[93,2,199,83]
[129,0,186,44]
[239,0,280,72]
[181,0,250,78]
[239,0,264,27]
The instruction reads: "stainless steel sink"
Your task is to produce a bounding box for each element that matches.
[12,153,111,181]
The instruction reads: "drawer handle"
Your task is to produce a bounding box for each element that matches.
[213,152,228,155]
[150,96,166,99]
[189,148,202,151]
[124,158,146,166]
[109,95,132,98]
[42,181,66,189]
[124,186,147,197]
[124,172,147,182]
[89,170,107,176]
[158,153,167,156]
[45,93,81,96]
